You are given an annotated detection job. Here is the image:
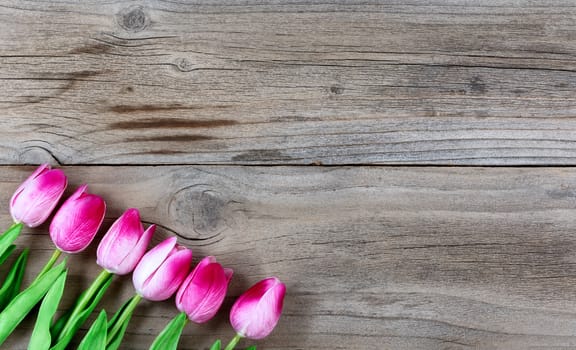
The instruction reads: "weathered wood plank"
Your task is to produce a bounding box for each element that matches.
[2,165,576,348]
[2,1,576,165]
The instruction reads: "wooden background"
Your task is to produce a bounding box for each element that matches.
[2,0,576,349]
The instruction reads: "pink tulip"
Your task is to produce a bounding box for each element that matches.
[96,208,155,275]
[10,164,67,227]
[132,237,192,301]
[230,277,286,340]
[175,256,233,323]
[49,185,106,253]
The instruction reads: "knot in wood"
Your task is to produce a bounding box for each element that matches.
[168,186,232,240]
[117,6,149,32]
[19,145,61,166]
[174,58,195,72]
[330,85,344,95]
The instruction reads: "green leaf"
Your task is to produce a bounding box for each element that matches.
[49,306,72,341]
[0,245,15,266]
[210,340,222,350]
[106,295,141,350]
[106,297,131,332]
[50,273,113,350]
[78,310,107,350]
[149,312,188,350]
[0,260,66,346]
[105,314,130,350]
[0,249,29,311]
[28,270,67,350]
[245,346,256,350]
[0,223,23,259]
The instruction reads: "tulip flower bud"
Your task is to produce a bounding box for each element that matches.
[10,164,67,228]
[96,208,155,275]
[230,277,286,340]
[175,256,233,323]
[49,185,106,253]
[132,237,192,301]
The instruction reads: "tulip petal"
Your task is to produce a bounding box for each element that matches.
[230,277,286,339]
[10,164,49,206]
[139,247,192,301]
[132,237,177,293]
[175,257,210,312]
[69,184,88,200]
[175,257,231,323]
[112,224,155,275]
[49,191,106,253]
[10,166,49,209]
[224,268,234,283]
[10,167,67,228]
[174,270,194,310]
[186,264,228,323]
[96,209,150,275]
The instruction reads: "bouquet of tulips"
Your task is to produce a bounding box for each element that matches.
[0,164,286,349]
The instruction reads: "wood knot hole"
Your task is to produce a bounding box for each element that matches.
[329,85,344,95]
[118,6,149,32]
[169,186,235,240]
[174,58,195,72]
[469,76,486,94]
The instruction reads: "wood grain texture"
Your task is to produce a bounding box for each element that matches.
[1,165,576,349]
[2,1,576,165]
[3,1,576,349]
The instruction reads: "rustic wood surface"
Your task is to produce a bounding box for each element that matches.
[3,0,576,349]
[3,166,576,350]
[3,0,576,165]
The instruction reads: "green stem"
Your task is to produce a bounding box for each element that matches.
[6,222,21,233]
[107,294,142,344]
[224,334,243,350]
[37,249,62,279]
[55,269,112,343]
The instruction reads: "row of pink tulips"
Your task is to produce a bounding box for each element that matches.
[5,164,285,349]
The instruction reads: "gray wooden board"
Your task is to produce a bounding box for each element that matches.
[2,1,576,165]
[0,165,576,349]
[3,0,576,349]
